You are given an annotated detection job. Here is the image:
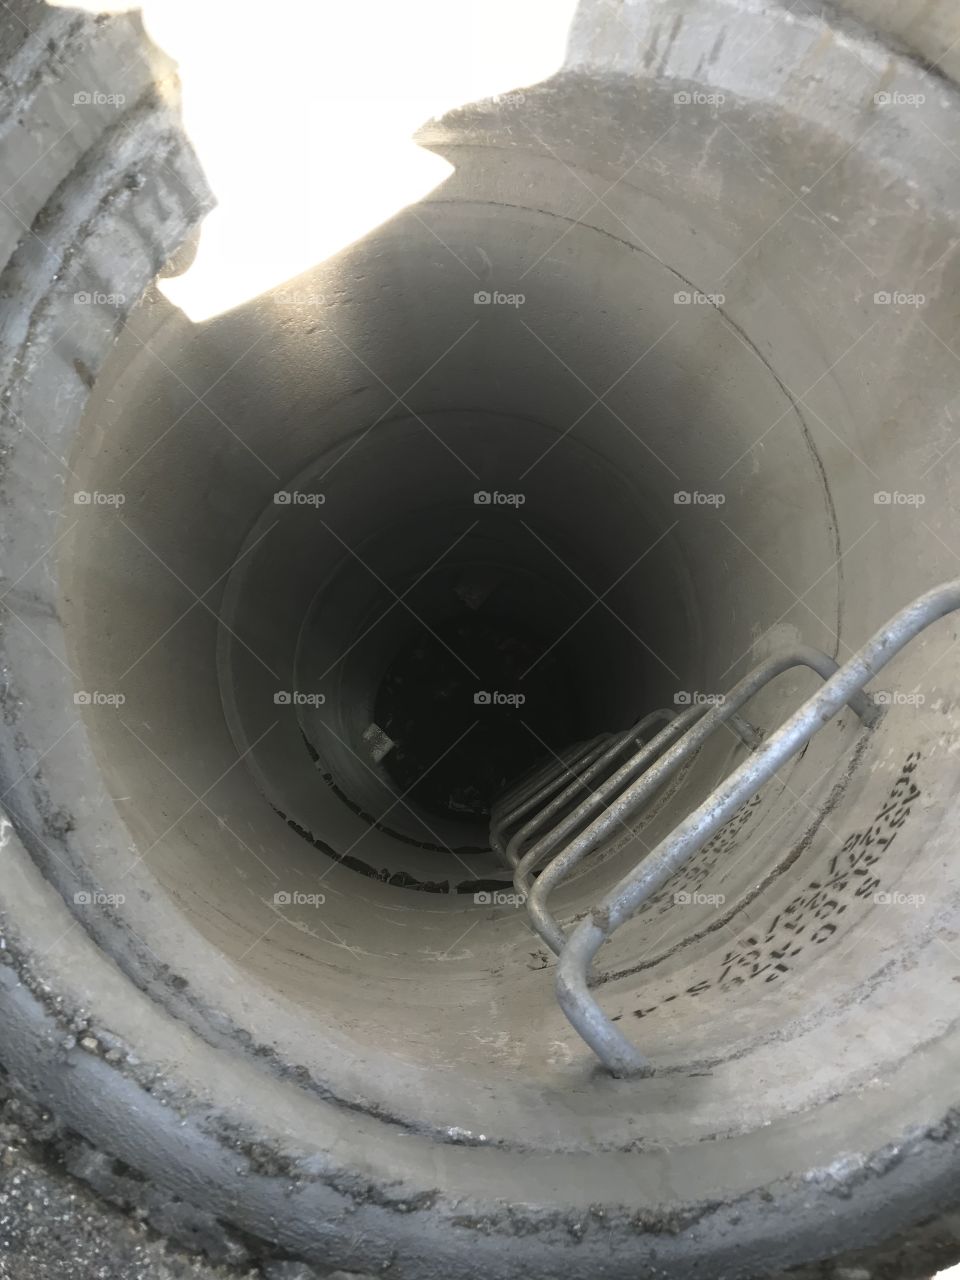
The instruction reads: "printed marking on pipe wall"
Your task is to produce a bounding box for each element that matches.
[631,752,922,1019]
[581,791,764,934]
[648,793,764,918]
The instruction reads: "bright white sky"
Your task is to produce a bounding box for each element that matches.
[53,0,578,319]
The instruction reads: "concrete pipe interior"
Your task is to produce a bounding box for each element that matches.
[57,137,960,1129]
[5,1,960,1265]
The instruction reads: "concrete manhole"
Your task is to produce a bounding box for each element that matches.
[1,1,960,1276]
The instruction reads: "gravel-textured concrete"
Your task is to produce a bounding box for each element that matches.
[0,1070,261,1280]
[0,1051,957,1280]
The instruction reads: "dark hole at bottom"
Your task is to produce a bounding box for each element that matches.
[373,611,580,823]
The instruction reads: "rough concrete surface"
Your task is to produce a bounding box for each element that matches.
[5,0,960,1277]
[0,1058,956,1280]
[0,1070,258,1280]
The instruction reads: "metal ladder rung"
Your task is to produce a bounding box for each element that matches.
[544,581,960,1077]
[490,734,611,858]
[520,645,877,958]
[503,710,683,870]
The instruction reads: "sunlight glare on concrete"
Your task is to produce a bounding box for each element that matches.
[50,0,577,319]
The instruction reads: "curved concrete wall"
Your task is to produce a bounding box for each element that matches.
[1,3,960,1277]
